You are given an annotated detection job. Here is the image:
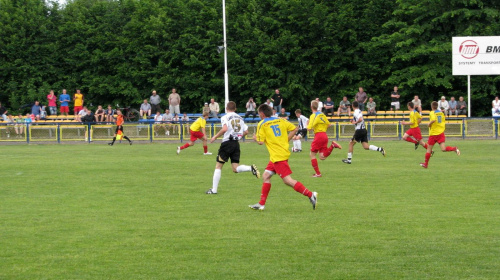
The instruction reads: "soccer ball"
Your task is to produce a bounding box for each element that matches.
[291,148,296,152]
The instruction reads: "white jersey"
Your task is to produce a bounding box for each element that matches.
[352,109,365,130]
[297,115,309,130]
[221,112,247,142]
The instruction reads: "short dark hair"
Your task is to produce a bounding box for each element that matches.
[431,101,438,110]
[352,101,359,108]
[407,102,414,109]
[258,104,273,117]
[295,109,301,114]
[226,101,236,111]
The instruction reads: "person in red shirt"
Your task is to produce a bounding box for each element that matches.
[47,90,57,115]
[108,109,132,146]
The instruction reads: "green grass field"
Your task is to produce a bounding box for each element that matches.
[1,139,499,279]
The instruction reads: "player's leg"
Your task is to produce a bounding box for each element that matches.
[322,140,341,159]
[342,139,355,164]
[439,141,459,154]
[207,162,224,194]
[403,132,418,144]
[296,134,303,152]
[365,142,385,155]
[421,139,435,168]
[249,168,274,210]
[309,150,321,177]
[282,174,317,210]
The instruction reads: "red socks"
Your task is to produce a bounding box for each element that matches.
[425,152,431,165]
[203,145,208,153]
[293,182,312,198]
[445,146,456,152]
[311,159,320,175]
[259,183,271,205]
[180,143,190,150]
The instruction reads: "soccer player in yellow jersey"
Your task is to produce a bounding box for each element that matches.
[420,101,460,168]
[401,102,428,150]
[308,100,341,177]
[249,104,318,211]
[177,112,212,155]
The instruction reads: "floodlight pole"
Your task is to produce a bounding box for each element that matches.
[222,0,229,111]
[467,75,471,117]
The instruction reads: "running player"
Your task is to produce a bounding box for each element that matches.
[291,109,309,152]
[342,101,385,164]
[108,109,132,145]
[308,100,341,177]
[401,102,428,150]
[177,112,212,155]
[249,104,318,211]
[205,101,260,194]
[420,101,460,168]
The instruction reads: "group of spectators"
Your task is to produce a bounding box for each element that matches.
[278,86,470,118]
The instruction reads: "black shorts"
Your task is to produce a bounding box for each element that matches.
[216,140,240,164]
[115,125,123,134]
[295,129,307,137]
[352,129,368,143]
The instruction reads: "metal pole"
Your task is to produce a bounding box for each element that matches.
[222,0,229,111]
[468,75,471,117]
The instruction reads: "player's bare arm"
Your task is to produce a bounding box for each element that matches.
[428,120,435,128]
[210,124,227,143]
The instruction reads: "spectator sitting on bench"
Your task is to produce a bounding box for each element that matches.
[492,96,500,116]
[95,105,106,122]
[140,99,151,119]
[324,97,334,116]
[278,108,288,120]
[448,97,458,117]
[154,110,164,136]
[438,96,449,116]
[163,109,174,135]
[105,105,115,123]
[181,112,190,122]
[31,101,42,121]
[366,97,377,116]
[337,96,351,116]
[457,96,467,115]
[244,97,257,118]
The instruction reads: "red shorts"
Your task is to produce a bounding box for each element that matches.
[265,160,292,179]
[310,132,328,153]
[406,127,422,140]
[428,133,446,146]
[74,106,83,114]
[190,130,204,142]
[60,106,69,113]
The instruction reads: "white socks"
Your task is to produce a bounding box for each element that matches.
[347,152,352,160]
[236,165,251,173]
[369,145,379,151]
[212,169,222,193]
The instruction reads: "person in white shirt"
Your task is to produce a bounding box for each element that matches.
[492,96,500,116]
[315,98,324,112]
[342,101,385,164]
[437,96,449,116]
[245,97,257,118]
[153,111,164,136]
[265,99,273,109]
[205,101,261,194]
[209,98,220,118]
[292,109,309,152]
[163,109,174,135]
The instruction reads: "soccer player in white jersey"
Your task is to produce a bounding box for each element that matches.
[205,101,261,194]
[292,109,309,152]
[342,101,385,164]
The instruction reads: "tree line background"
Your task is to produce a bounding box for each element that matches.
[1,0,499,116]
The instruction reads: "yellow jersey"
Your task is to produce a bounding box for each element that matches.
[190,117,206,132]
[74,93,84,106]
[257,117,296,163]
[307,112,330,133]
[429,110,445,136]
[409,110,422,129]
